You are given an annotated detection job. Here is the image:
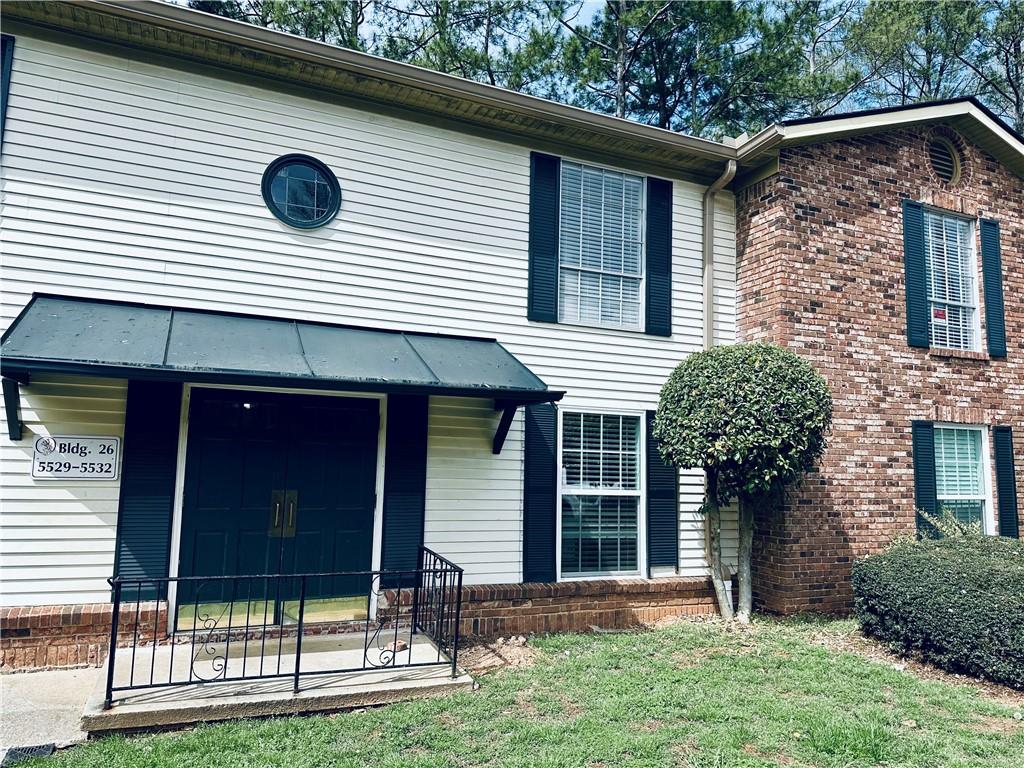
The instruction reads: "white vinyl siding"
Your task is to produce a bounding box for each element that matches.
[423,397,523,585]
[924,211,979,351]
[934,426,989,528]
[0,375,127,605]
[0,34,737,603]
[558,162,644,330]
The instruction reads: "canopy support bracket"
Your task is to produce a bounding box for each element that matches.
[3,377,24,441]
[492,402,518,455]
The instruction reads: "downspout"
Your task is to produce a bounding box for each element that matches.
[702,160,737,350]
[701,159,737,611]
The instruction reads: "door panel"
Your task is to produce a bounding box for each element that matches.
[281,400,379,621]
[177,389,380,628]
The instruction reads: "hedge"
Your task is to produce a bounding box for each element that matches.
[851,536,1024,689]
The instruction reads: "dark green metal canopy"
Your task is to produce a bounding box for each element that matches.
[1,295,563,441]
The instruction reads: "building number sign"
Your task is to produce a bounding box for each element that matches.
[32,435,121,480]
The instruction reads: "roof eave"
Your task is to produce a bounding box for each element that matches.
[4,0,737,178]
[737,99,1024,177]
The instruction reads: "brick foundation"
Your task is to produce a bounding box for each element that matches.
[736,124,1024,614]
[0,603,164,672]
[1,577,718,671]
[458,577,718,636]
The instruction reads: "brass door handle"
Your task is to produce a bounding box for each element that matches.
[269,490,285,537]
[283,490,298,538]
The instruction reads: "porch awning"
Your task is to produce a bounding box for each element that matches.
[1,294,564,405]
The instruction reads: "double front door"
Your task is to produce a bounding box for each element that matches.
[177,388,379,628]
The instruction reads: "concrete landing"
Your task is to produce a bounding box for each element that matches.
[0,667,96,760]
[82,632,473,735]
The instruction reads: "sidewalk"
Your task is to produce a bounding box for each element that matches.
[0,668,97,763]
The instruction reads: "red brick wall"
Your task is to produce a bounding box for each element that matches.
[1,579,719,670]
[0,603,164,671]
[459,577,718,636]
[736,125,1024,613]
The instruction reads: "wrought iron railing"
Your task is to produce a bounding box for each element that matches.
[103,547,463,708]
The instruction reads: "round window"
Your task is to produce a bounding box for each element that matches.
[261,154,341,229]
[927,138,962,184]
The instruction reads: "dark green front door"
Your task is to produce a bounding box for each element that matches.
[177,389,379,626]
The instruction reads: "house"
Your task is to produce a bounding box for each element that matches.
[0,1,1020,676]
[734,102,1024,613]
[0,0,741,674]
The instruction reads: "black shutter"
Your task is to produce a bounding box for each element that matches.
[994,426,1020,538]
[903,200,929,349]
[980,219,1007,358]
[645,410,677,570]
[911,420,937,532]
[0,35,13,152]
[528,152,560,323]
[113,381,183,600]
[645,177,673,337]
[523,402,557,583]
[381,394,428,585]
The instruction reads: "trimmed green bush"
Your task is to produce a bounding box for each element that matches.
[851,536,1024,688]
[653,342,832,503]
[653,342,832,621]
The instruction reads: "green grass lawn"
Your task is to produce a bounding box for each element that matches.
[33,617,1024,768]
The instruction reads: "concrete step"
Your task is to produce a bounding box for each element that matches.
[82,664,474,735]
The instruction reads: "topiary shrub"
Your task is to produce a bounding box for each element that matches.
[654,342,832,620]
[851,536,1024,688]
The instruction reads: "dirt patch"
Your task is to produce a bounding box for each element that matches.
[742,743,820,767]
[649,613,725,631]
[670,646,735,669]
[810,626,1024,706]
[460,636,538,675]
[669,735,698,767]
[512,685,542,719]
[969,714,1024,735]
[559,691,583,718]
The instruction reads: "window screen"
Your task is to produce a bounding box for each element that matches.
[558,162,644,330]
[560,413,642,576]
[934,426,986,526]
[924,211,977,351]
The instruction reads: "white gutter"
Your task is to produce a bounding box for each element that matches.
[735,125,784,164]
[72,1,735,163]
[702,160,737,350]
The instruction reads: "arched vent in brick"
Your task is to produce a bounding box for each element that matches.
[928,138,961,184]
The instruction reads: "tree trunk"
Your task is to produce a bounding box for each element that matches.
[705,469,734,620]
[615,1,627,119]
[736,496,754,623]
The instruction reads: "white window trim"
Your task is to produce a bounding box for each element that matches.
[556,157,648,334]
[923,207,982,353]
[555,406,647,581]
[933,422,997,535]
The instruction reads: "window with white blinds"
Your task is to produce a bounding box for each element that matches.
[934,426,987,526]
[560,412,642,577]
[924,211,978,351]
[558,162,645,330]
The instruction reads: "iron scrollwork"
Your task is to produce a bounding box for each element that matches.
[363,573,401,668]
[103,548,464,709]
[188,578,229,682]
